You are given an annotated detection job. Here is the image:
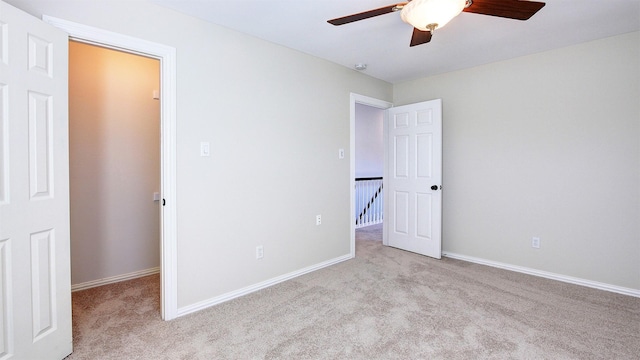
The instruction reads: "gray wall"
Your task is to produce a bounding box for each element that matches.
[7,0,393,308]
[394,32,640,290]
[355,103,384,178]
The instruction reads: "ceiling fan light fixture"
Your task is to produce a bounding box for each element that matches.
[400,0,466,32]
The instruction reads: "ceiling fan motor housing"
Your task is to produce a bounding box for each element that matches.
[400,0,467,31]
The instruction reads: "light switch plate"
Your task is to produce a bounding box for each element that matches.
[200,142,210,157]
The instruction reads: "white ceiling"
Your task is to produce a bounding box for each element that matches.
[150,0,640,84]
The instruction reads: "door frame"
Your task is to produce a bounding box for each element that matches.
[349,93,392,256]
[43,16,179,320]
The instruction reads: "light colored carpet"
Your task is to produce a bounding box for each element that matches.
[68,224,640,359]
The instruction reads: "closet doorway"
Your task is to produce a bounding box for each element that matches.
[69,41,161,294]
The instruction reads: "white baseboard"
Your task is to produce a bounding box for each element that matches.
[176,253,354,318]
[71,267,160,292]
[443,252,640,298]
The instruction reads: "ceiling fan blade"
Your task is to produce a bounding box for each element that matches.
[410,28,432,47]
[463,0,545,20]
[327,3,407,26]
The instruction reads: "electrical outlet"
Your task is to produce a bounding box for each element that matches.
[256,245,264,259]
[316,215,322,225]
[532,237,540,249]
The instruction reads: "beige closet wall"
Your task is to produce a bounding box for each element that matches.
[69,41,161,285]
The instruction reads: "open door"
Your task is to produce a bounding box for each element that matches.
[384,99,442,259]
[0,1,72,358]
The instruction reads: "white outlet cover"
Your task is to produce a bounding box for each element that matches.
[532,237,540,248]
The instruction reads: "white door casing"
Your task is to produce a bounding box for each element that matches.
[349,93,393,257]
[0,1,72,358]
[384,99,442,258]
[42,15,179,321]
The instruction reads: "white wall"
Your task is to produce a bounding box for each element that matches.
[6,0,393,309]
[69,41,160,285]
[355,103,384,178]
[394,32,640,291]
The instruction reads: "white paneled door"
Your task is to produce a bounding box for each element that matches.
[385,99,442,258]
[0,1,72,359]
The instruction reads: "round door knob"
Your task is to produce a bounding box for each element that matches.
[431,185,439,191]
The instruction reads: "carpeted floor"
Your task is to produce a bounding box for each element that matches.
[67,224,640,359]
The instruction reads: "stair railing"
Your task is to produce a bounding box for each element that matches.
[355,177,383,228]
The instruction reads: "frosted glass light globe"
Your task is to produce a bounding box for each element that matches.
[400,0,466,31]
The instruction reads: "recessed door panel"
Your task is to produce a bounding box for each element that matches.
[0,238,12,358]
[394,191,409,235]
[30,230,55,341]
[416,133,432,179]
[0,84,7,204]
[394,135,409,179]
[416,109,433,126]
[27,34,53,78]
[416,193,432,239]
[28,91,53,200]
[394,112,409,129]
[0,21,7,65]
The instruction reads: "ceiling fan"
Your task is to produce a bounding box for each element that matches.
[327,0,545,47]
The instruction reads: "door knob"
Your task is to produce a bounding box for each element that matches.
[431,185,439,191]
